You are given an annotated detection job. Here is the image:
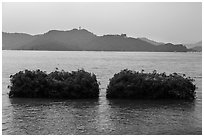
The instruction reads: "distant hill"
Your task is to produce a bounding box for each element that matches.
[19,38,79,51]
[2,29,189,52]
[84,35,157,51]
[2,32,34,50]
[184,41,202,52]
[190,46,202,52]
[139,37,164,46]
[185,41,202,52]
[155,43,188,52]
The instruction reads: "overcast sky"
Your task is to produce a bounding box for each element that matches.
[2,2,202,44]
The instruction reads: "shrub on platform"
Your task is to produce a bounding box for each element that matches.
[8,69,99,99]
[106,69,196,100]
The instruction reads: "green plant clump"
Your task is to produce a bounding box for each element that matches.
[106,69,196,100]
[8,69,99,99]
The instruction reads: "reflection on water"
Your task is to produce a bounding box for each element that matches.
[108,99,201,135]
[2,51,202,135]
[3,98,201,135]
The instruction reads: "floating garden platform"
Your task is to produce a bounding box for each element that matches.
[8,69,99,99]
[106,69,196,100]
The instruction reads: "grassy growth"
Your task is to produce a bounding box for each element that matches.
[106,69,196,100]
[8,69,99,99]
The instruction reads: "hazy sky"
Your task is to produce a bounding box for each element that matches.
[2,2,202,44]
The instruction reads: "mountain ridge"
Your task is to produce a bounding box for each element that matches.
[2,28,193,52]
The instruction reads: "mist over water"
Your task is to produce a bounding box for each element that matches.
[2,51,202,135]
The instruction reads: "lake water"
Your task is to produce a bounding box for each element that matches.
[2,51,202,135]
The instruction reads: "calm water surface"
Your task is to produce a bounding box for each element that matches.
[2,51,202,134]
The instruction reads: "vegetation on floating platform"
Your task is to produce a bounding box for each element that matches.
[8,69,99,99]
[106,69,196,100]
